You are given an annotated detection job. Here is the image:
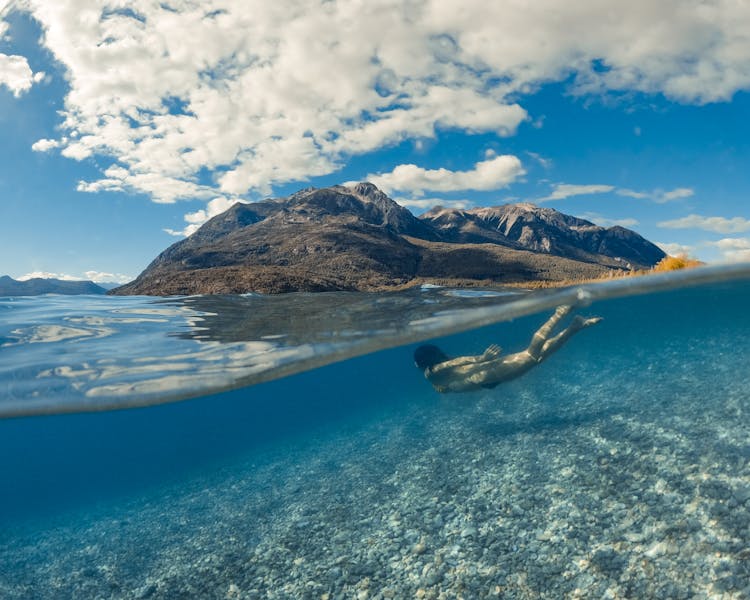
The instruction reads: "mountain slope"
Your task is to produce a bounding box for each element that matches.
[0,276,107,296]
[111,183,665,295]
[420,203,664,269]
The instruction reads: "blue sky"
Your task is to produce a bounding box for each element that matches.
[1,1,750,283]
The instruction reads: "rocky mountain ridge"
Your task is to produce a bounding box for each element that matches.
[111,183,665,295]
[0,275,107,296]
[420,203,665,268]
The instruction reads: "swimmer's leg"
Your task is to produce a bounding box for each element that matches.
[537,315,602,361]
[526,305,573,359]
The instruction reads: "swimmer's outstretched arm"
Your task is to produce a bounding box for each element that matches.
[430,344,503,369]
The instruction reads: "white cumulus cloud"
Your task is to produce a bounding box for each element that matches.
[617,187,694,202]
[77,164,218,205]
[616,189,650,199]
[1,0,748,207]
[658,214,750,234]
[365,155,525,196]
[539,184,615,202]
[544,184,695,203]
[711,237,750,250]
[17,271,83,281]
[706,237,750,263]
[658,187,694,202]
[17,270,132,283]
[393,198,473,212]
[0,52,40,97]
[83,271,132,284]
[31,138,60,152]
[655,242,695,257]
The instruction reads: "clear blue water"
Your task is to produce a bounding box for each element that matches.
[1,266,750,598]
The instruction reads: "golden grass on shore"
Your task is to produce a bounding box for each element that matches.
[384,253,707,292]
[650,254,705,272]
[505,254,706,290]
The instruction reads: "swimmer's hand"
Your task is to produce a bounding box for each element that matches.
[570,315,603,330]
[481,344,502,359]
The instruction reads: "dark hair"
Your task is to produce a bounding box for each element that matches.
[414,344,450,370]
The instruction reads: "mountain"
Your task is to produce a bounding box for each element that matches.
[94,282,123,291]
[419,203,665,269]
[111,183,665,296]
[0,276,107,296]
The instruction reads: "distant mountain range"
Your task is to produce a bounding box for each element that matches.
[0,275,107,296]
[111,183,666,295]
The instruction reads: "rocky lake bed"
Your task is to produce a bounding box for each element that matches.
[2,316,748,600]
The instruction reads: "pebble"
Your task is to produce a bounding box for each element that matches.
[135,583,157,599]
[412,542,426,555]
[733,484,750,504]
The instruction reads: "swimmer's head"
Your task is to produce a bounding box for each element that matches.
[414,344,449,370]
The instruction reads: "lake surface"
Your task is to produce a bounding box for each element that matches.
[1,264,750,599]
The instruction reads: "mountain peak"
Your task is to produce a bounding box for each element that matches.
[503,201,539,212]
[347,181,381,197]
[279,184,438,239]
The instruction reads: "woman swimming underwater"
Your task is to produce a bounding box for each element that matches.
[414,305,602,393]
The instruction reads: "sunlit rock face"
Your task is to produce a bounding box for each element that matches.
[419,203,665,268]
